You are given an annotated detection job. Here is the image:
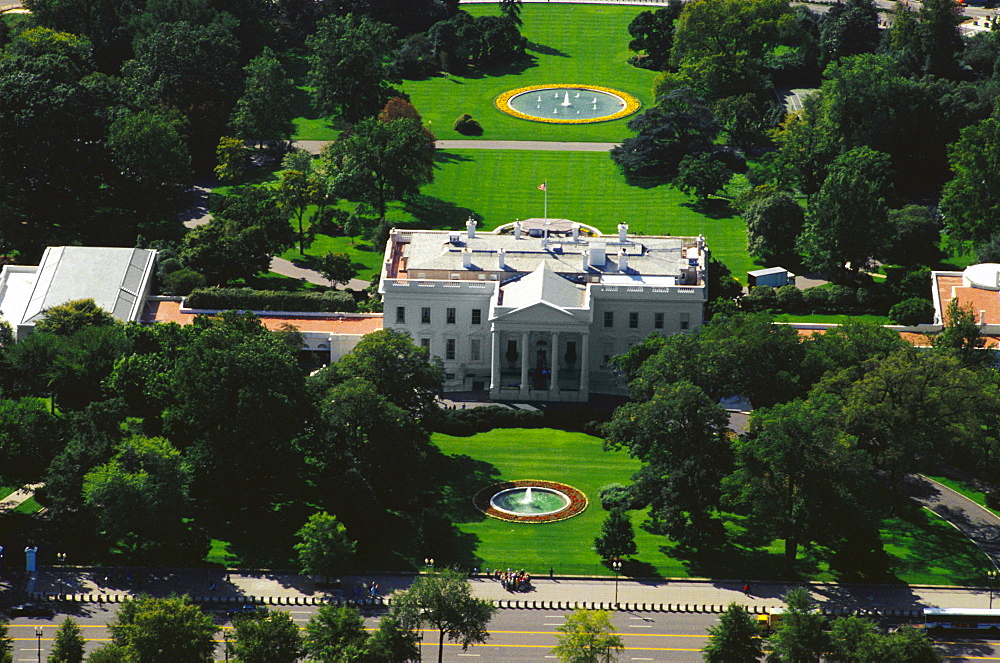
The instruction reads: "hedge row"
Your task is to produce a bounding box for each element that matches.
[186,288,356,313]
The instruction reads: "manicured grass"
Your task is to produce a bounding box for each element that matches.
[279,231,384,282]
[772,314,892,325]
[291,4,659,142]
[205,538,242,567]
[12,496,42,515]
[433,428,992,583]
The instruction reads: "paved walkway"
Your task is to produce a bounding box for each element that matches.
[908,474,1000,570]
[24,568,1000,613]
[0,484,41,516]
[293,139,621,155]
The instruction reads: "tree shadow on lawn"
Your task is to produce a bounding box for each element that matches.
[403,193,479,231]
[680,198,737,220]
[459,54,539,80]
[526,41,570,58]
[425,446,501,524]
[434,150,475,165]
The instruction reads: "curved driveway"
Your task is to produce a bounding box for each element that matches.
[908,474,1000,570]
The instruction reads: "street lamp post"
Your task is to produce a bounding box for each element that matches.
[989,570,998,609]
[223,631,231,662]
[611,558,622,608]
[35,626,42,663]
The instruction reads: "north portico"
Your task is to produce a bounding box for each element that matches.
[379,218,709,402]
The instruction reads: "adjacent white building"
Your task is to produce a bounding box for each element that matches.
[379,219,709,401]
[0,246,157,340]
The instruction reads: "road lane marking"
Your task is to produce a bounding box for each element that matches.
[628,625,652,628]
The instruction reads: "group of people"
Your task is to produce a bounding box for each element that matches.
[493,568,532,592]
[351,581,379,600]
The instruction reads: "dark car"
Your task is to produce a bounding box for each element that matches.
[226,604,262,619]
[9,603,55,618]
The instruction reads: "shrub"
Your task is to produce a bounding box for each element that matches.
[430,405,543,436]
[774,284,803,313]
[740,285,776,312]
[185,287,356,313]
[888,297,934,325]
[825,284,857,312]
[598,483,635,511]
[161,269,206,296]
[454,113,483,136]
[802,286,829,314]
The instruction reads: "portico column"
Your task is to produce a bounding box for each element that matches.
[550,331,560,394]
[580,332,590,398]
[490,327,501,392]
[519,331,530,394]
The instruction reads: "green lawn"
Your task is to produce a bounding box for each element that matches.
[433,428,992,583]
[772,314,892,325]
[924,475,1000,519]
[292,4,658,142]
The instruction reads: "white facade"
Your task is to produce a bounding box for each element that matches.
[379,220,708,402]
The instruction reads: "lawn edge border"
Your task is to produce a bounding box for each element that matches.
[474,479,588,523]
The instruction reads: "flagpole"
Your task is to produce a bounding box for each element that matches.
[544,181,548,221]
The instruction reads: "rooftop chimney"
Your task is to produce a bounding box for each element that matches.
[981,309,987,325]
[618,222,628,243]
[498,248,506,269]
[462,248,472,268]
[515,220,522,240]
[618,248,628,272]
[572,223,580,241]
[589,242,606,268]
[466,217,477,240]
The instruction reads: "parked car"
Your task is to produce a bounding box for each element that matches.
[226,604,262,619]
[9,603,55,618]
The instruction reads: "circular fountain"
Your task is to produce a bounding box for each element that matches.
[490,486,570,517]
[475,480,588,523]
[495,84,641,124]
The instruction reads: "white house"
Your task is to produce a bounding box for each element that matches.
[379,219,709,401]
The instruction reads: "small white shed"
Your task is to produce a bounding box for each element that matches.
[748,267,795,289]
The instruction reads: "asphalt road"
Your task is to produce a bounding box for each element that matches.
[10,605,1000,662]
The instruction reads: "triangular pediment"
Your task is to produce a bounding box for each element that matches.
[493,300,584,324]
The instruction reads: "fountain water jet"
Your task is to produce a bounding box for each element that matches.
[561,92,572,107]
[521,486,534,505]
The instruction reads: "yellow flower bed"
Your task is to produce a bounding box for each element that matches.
[495,84,641,124]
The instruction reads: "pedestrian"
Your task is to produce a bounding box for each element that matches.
[743,583,751,597]
[549,567,554,579]
[210,581,216,592]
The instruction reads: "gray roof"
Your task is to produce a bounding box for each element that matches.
[501,260,585,310]
[22,247,156,324]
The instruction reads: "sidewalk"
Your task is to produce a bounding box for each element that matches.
[26,568,998,615]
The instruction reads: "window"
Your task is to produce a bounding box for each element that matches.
[680,313,690,330]
[604,311,614,328]
[654,312,664,329]
[629,312,638,329]
[471,309,482,325]
[470,338,481,361]
[446,307,456,324]
[446,338,456,360]
[420,338,430,354]
[601,340,614,367]
[395,307,405,324]
[421,307,431,324]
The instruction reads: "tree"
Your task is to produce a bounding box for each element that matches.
[214,137,249,184]
[594,509,638,560]
[828,614,883,663]
[610,88,719,185]
[35,299,117,336]
[108,596,217,663]
[231,610,303,663]
[0,622,11,663]
[229,47,296,146]
[366,613,421,662]
[327,328,443,418]
[940,118,1000,245]
[797,147,893,278]
[931,299,991,368]
[180,187,296,284]
[294,511,356,582]
[725,397,876,570]
[604,381,732,545]
[48,617,85,663]
[318,252,358,287]
[122,21,241,167]
[879,626,942,662]
[318,117,435,224]
[627,4,684,70]
[770,92,840,197]
[817,0,880,68]
[703,603,763,663]
[304,604,370,662]
[82,435,192,550]
[276,167,323,254]
[766,588,828,662]
[551,609,624,663]
[742,192,804,262]
[888,298,934,326]
[674,152,732,201]
[81,645,125,663]
[670,0,791,101]
[394,570,497,663]
[886,205,941,267]
[0,398,63,486]
[499,0,523,26]
[307,14,399,123]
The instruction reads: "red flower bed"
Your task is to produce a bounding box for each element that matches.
[474,479,588,524]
